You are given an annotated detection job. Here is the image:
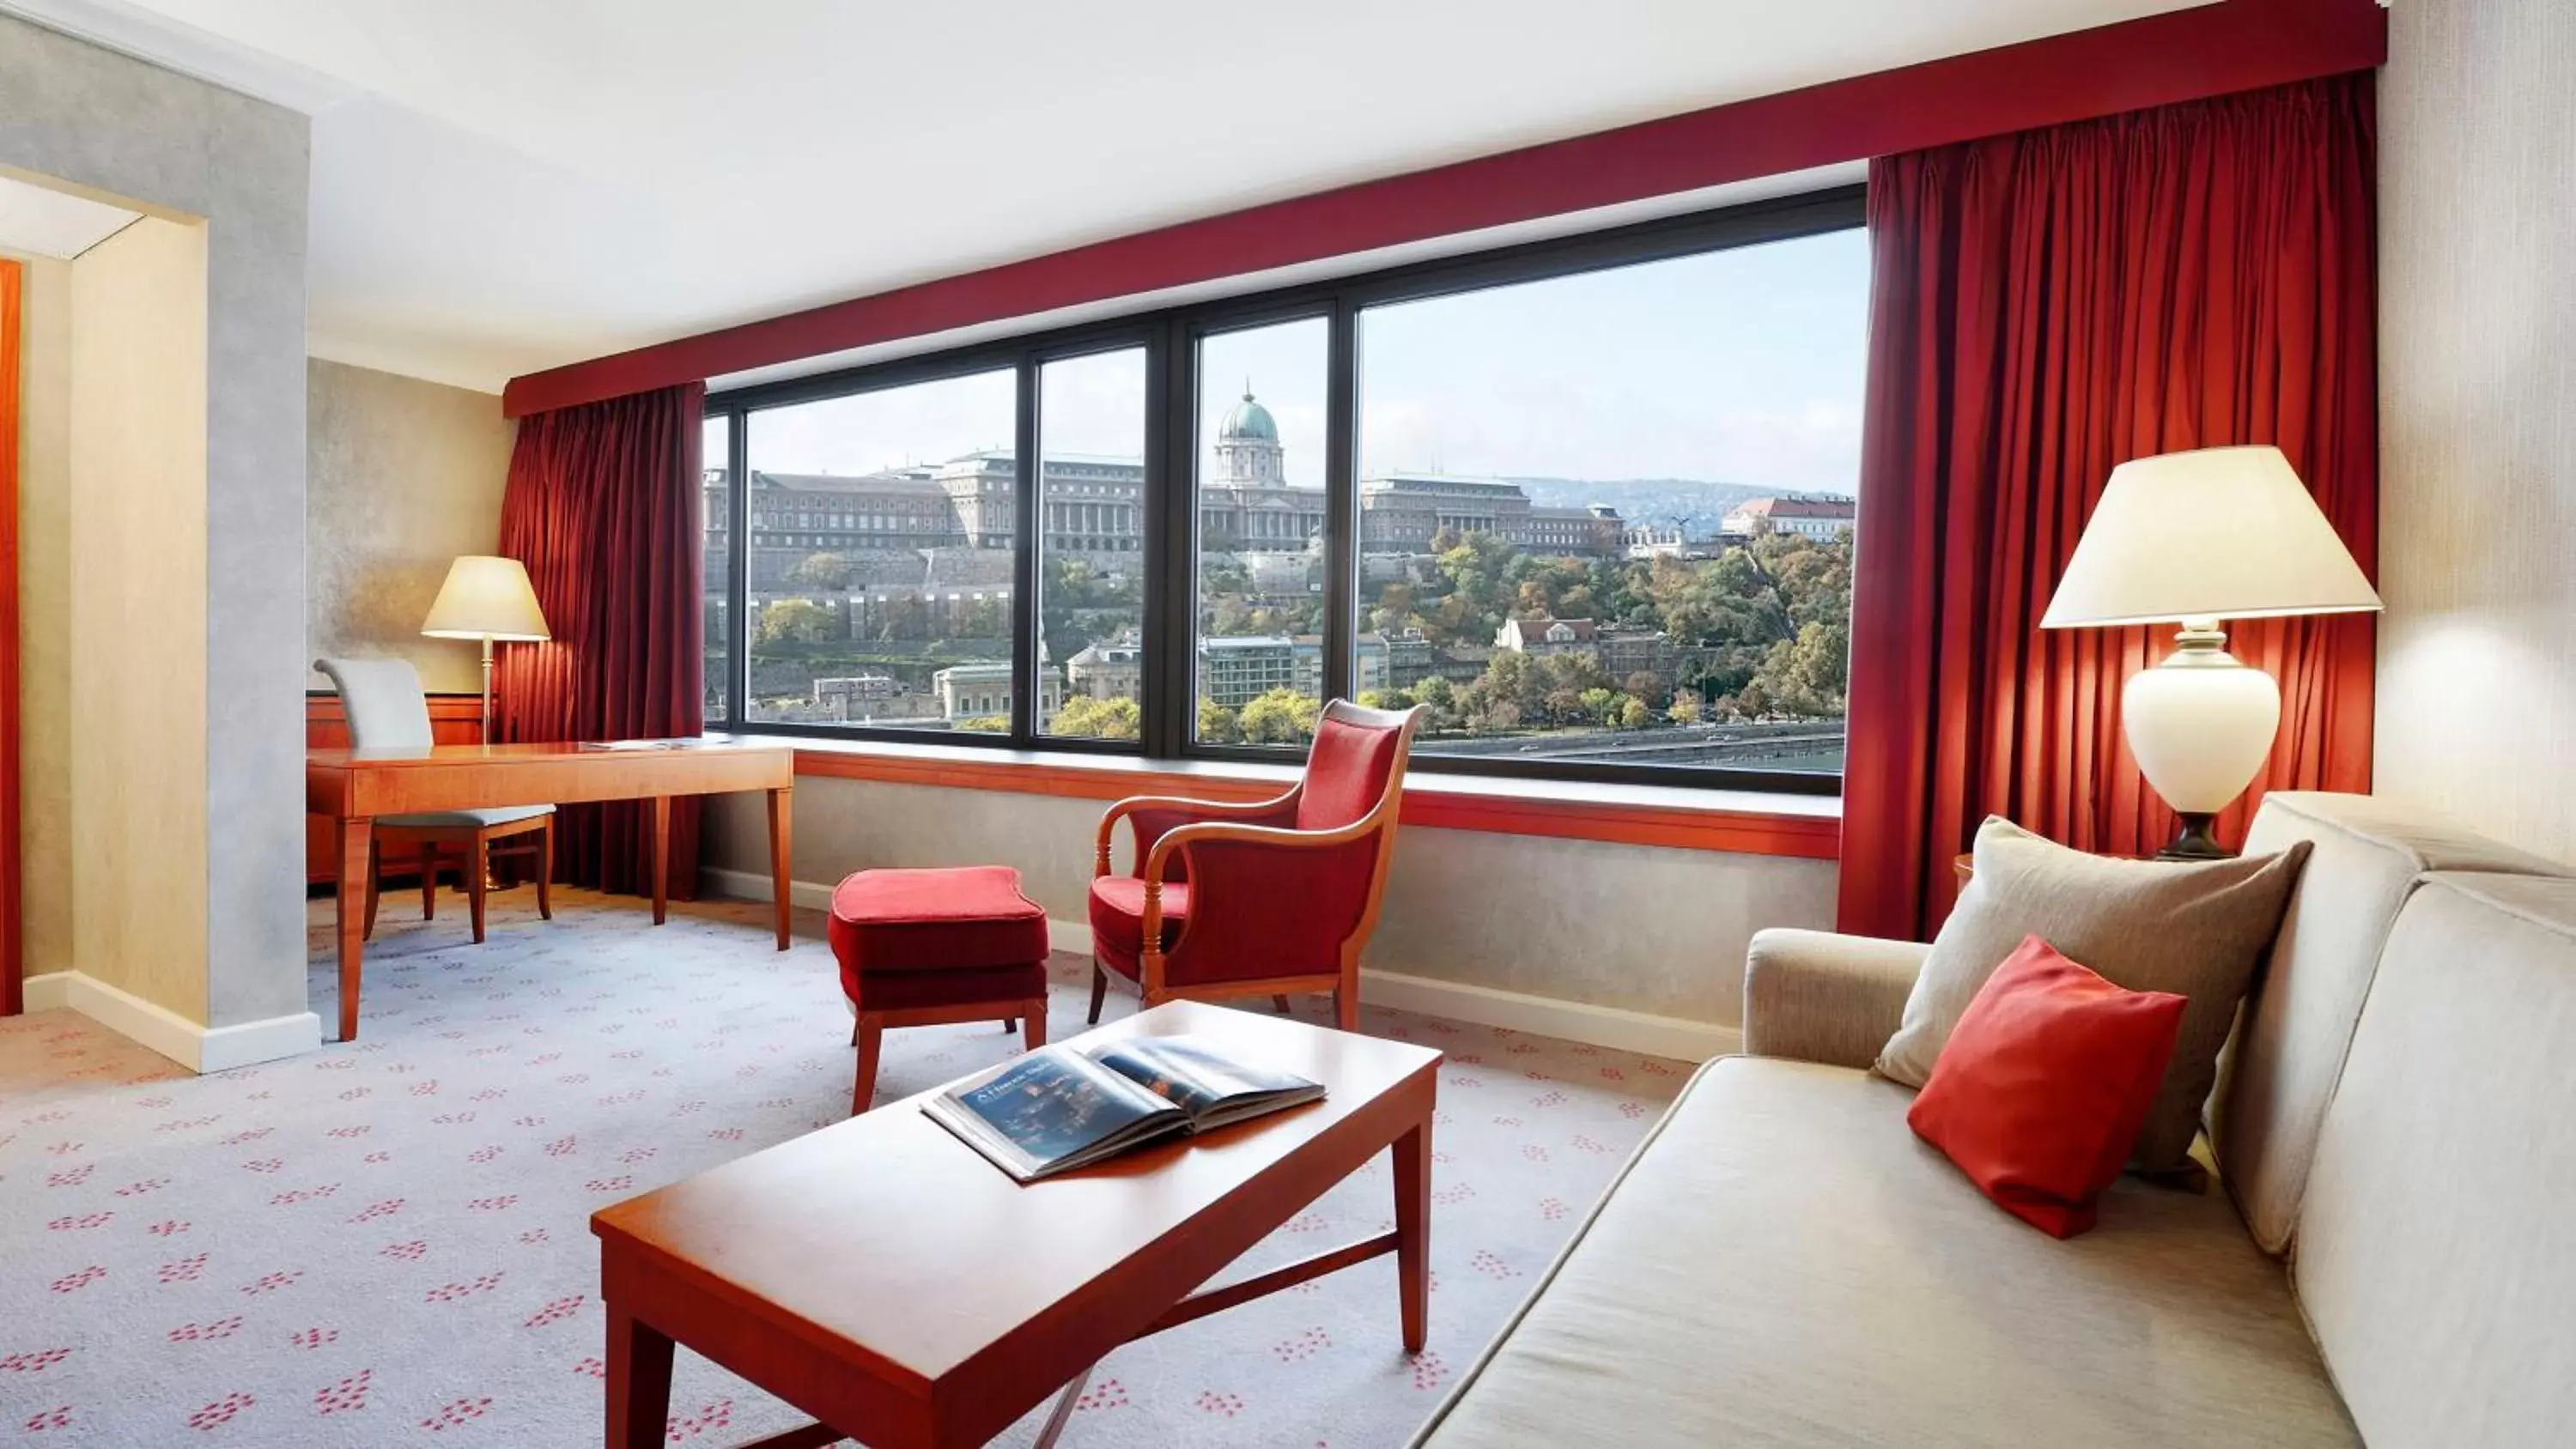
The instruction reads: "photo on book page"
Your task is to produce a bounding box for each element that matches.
[924,1034,1324,1183]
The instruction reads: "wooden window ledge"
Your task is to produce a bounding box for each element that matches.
[713,732,1839,860]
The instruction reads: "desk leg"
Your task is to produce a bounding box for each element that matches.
[335,815,374,1043]
[648,796,670,926]
[767,785,793,951]
[1394,1119,1431,1354]
[604,1300,673,1449]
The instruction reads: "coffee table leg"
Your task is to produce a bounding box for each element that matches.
[1394,1121,1431,1353]
[1030,1361,1095,1449]
[605,1301,674,1449]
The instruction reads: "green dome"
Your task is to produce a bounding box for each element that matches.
[1221,391,1278,442]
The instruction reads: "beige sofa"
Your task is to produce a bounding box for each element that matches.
[1413,793,2574,1447]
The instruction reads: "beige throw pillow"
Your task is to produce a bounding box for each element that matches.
[1875,817,2309,1174]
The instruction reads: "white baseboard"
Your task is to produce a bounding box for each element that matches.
[18,971,320,1074]
[1358,969,1740,1062]
[702,865,836,912]
[699,870,1735,1062]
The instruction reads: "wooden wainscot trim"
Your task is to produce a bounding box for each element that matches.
[787,745,1838,860]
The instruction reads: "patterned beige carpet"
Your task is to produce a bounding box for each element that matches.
[0,887,1688,1445]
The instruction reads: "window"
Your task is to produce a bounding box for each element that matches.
[702,413,733,723]
[1039,348,1147,741]
[1352,233,1867,776]
[740,367,1018,730]
[1193,317,1330,749]
[702,188,1865,791]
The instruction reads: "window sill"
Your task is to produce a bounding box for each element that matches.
[712,731,1840,860]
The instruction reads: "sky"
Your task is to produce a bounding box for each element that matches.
[743,226,1868,498]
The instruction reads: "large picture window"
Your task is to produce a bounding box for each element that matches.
[1039,347,1150,741]
[739,367,1018,730]
[1192,317,1331,749]
[1352,233,1866,775]
[705,188,1867,792]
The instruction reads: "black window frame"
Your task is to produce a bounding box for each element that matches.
[706,182,1863,796]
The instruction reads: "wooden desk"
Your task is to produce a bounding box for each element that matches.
[306,741,795,1041]
[592,1001,1442,1449]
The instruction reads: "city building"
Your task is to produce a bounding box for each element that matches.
[1623,525,1730,561]
[703,387,1628,585]
[1193,633,1387,707]
[1495,616,1601,653]
[1065,634,1144,701]
[1721,494,1857,540]
[933,661,1060,727]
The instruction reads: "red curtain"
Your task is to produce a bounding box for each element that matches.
[491,383,706,901]
[1838,75,2379,942]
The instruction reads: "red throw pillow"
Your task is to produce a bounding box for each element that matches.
[1906,935,2188,1239]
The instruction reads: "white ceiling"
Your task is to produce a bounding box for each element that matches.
[0,171,141,259]
[3,0,2210,395]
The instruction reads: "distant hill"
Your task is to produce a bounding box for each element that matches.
[1506,476,1857,531]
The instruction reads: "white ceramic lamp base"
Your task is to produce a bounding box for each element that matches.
[2122,620,2281,859]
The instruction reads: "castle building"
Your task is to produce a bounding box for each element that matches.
[704,386,1626,591]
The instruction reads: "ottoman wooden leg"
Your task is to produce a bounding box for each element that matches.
[1023,998,1047,1051]
[852,1014,884,1116]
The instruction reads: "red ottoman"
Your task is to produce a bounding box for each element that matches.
[828,865,1050,1113]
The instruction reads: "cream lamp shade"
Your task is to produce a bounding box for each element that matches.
[422,555,549,741]
[2040,446,2380,629]
[421,555,550,641]
[2040,446,2380,858]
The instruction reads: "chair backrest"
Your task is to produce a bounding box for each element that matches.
[1294,700,1422,831]
[313,657,436,749]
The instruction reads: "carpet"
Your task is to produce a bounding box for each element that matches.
[0,887,1689,1445]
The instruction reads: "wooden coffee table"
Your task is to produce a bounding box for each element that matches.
[591,1000,1443,1448]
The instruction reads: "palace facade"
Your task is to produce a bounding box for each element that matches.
[708,387,1624,590]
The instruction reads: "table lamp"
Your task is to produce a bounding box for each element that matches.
[2040,446,2379,859]
[422,555,551,740]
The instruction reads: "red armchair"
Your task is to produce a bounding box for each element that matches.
[1088,700,1424,1032]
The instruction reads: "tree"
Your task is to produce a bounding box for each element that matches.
[1667,691,1703,726]
[756,599,839,646]
[957,597,1007,640]
[1197,696,1240,744]
[1054,694,1141,741]
[870,594,928,643]
[788,553,854,590]
[1618,695,1653,730]
[1237,688,1321,745]
[1752,620,1849,718]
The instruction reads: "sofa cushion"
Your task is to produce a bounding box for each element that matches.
[2293,872,2576,1449]
[2215,792,2569,1253]
[1907,937,2188,1238]
[1878,817,2308,1174]
[1413,1056,2354,1449]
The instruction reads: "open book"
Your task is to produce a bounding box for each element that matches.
[924,1034,1325,1183]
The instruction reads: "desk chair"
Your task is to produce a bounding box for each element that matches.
[314,657,555,944]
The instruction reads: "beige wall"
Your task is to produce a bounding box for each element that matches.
[702,778,1836,1027]
[12,251,72,980]
[3,15,313,1035]
[307,359,515,694]
[2374,0,2576,864]
[67,215,210,1021]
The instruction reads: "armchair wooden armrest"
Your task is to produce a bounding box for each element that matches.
[1094,788,1302,877]
[1133,811,1393,997]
